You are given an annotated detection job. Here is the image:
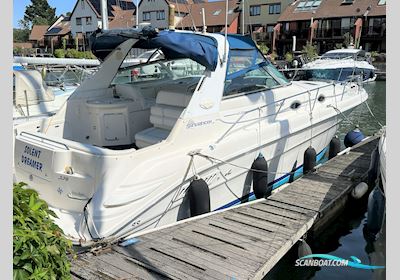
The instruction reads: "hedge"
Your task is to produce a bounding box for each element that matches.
[54,49,96,59]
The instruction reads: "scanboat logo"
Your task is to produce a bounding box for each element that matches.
[186,119,213,129]
[295,254,385,270]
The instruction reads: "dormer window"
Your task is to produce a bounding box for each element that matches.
[213,10,222,16]
[341,0,354,5]
[295,0,322,11]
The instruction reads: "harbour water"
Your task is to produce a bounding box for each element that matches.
[265,81,386,280]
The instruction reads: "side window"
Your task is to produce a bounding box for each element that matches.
[224,65,280,97]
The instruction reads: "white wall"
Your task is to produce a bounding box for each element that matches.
[70,0,100,36]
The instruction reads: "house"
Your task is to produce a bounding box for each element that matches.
[69,0,136,39]
[178,0,240,33]
[44,15,73,52]
[29,25,49,48]
[138,0,207,30]
[277,0,386,54]
[109,6,137,29]
[239,0,294,44]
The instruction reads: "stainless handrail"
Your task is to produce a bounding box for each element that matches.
[219,77,360,125]
[19,131,69,150]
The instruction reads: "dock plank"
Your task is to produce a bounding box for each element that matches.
[71,136,379,280]
[138,234,251,279]
[114,245,218,280]
[94,252,173,280]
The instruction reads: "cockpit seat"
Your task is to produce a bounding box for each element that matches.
[134,89,191,148]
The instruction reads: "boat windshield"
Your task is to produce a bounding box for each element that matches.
[300,68,372,82]
[321,53,356,60]
[224,49,289,96]
[111,57,206,85]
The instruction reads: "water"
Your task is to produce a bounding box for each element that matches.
[265,81,386,280]
[338,81,386,141]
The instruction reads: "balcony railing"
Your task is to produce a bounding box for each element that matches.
[280,30,309,40]
[363,26,386,37]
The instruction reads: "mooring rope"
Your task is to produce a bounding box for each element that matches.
[364,101,384,128]
[327,104,357,126]
[327,101,383,129]
[194,152,298,175]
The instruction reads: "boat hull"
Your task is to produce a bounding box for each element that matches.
[45,106,354,243]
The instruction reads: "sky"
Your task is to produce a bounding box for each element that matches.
[13,0,76,28]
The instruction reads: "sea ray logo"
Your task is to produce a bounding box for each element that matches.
[186,119,213,129]
[295,254,385,270]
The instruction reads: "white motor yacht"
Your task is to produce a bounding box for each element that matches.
[302,48,377,83]
[13,70,77,125]
[13,28,368,245]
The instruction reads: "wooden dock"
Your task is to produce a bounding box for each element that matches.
[71,136,379,280]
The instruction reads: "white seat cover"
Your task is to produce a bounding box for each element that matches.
[134,89,191,148]
[135,127,170,149]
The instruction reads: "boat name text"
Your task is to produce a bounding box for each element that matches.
[21,145,43,172]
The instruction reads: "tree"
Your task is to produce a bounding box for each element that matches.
[22,0,57,29]
[302,43,318,61]
[13,28,30,43]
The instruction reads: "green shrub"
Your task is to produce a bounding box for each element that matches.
[62,37,67,50]
[82,51,96,59]
[302,43,318,60]
[370,51,379,58]
[13,47,23,56]
[65,48,79,58]
[343,32,354,48]
[257,43,270,55]
[268,51,278,62]
[284,52,294,63]
[62,49,95,59]
[13,182,73,280]
[54,49,65,58]
[335,43,343,49]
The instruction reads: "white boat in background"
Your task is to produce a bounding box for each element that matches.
[302,48,377,83]
[13,56,100,67]
[13,27,368,245]
[13,70,77,125]
[123,49,165,66]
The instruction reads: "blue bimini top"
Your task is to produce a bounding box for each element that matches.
[225,34,259,50]
[90,28,219,71]
[135,30,219,71]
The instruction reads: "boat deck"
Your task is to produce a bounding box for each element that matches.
[71,136,379,280]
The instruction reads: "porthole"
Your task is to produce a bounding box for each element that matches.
[317,95,326,102]
[290,101,301,110]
